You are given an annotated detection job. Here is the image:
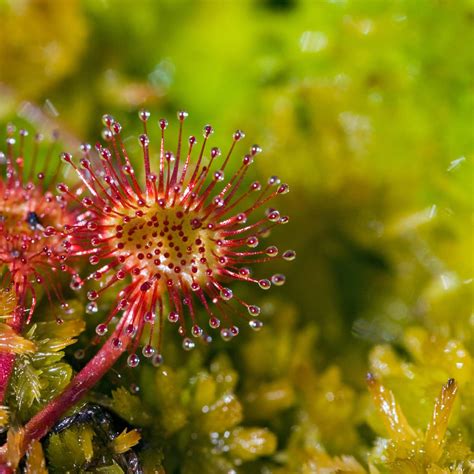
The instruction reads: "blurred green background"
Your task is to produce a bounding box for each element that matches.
[1,0,472,472]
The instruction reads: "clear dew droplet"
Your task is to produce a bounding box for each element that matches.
[112,337,123,350]
[144,311,155,323]
[247,305,261,316]
[268,175,280,186]
[182,337,195,351]
[127,353,140,368]
[249,319,263,331]
[178,110,189,121]
[282,250,296,261]
[266,209,281,222]
[86,301,99,314]
[246,236,259,248]
[139,109,151,122]
[142,344,155,358]
[192,324,203,337]
[152,353,164,367]
[139,134,149,147]
[220,288,233,301]
[233,130,245,141]
[87,290,99,301]
[168,311,179,323]
[209,317,220,328]
[126,324,136,336]
[70,276,83,291]
[213,196,224,207]
[203,124,214,137]
[102,114,114,127]
[220,328,233,341]
[214,170,224,181]
[102,129,113,141]
[95,323,107,336]
[271,274,286,286]
[265,246,278,257]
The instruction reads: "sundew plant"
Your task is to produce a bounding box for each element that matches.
[0,1,472,473]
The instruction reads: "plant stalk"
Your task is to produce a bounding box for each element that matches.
[0,310,23,404]
[0,353,15,404]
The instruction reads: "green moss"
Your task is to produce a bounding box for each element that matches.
[47,425,95,473]
[6,305,84,422]
[108,387,151,427]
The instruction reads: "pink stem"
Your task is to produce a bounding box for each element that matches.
[0,309,23,404]
[0,353,15,404]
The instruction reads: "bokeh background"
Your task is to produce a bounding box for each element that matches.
[1,0,472,472]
